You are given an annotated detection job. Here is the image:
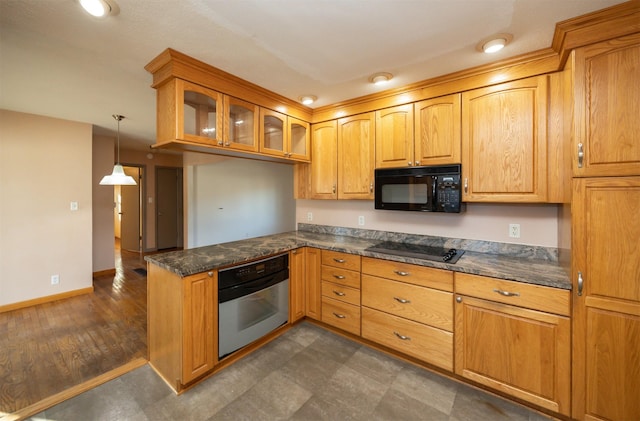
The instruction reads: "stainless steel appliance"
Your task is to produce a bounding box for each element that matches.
[218,253,289,358]
[365,241,465,263]
[374,164,464,212]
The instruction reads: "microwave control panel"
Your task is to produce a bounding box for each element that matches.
[436,175,463,212]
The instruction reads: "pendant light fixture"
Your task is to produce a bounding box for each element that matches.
[99,114,137,185]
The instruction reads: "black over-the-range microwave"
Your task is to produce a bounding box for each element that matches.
[374,164,465,213]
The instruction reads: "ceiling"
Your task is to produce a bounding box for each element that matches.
[0,0,627,150]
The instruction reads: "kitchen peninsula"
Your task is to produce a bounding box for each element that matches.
[146,224,571,417]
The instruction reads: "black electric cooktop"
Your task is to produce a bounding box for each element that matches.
[365,241,465,264]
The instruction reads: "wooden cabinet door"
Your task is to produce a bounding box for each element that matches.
[288,117,311,162]
[182,271,216,383]
[375,104,414,168]
[414,94,461,165]
[259,108,288,159]
[305,247,322,320]
[461,75,548,202]
[573,34,640,177]
[455,295,571,415]
[289,249,305,323]
[310,121,338,199]
[223,95,259,152]
[572,177,640,421]
[338,113,375,199]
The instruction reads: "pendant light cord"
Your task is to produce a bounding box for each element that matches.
[113,114,124,164]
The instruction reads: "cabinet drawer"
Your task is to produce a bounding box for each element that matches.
[321,266,360,289]
[322,250,361,271]
[362,275,453,331]
[322,281,360,306]
[321,296,361,336]
[362,307,453,371]
[362,257,453,292]
[455,273,570,316]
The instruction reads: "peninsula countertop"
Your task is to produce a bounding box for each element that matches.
[144,230,571,290]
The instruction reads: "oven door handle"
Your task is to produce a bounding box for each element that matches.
[218,271,288,303]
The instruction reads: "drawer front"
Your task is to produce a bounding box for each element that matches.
[362,307,453,371]
[322,281,361,306]
[455,273,570,316]
[321,297,361,335]
[362,257,453,292]
[321,266,360,289]
[362,275,453,331]
[322,250,361,271]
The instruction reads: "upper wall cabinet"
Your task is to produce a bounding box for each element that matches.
[156,78,259,153]
[309,121,338,199]
[338,113,375,200]
[375,104,414,168]
[260,109,310,162]
[573,33,640,177]
[461,75,548,202]
[414,94,461,166]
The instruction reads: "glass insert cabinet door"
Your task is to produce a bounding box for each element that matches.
[180,80,224,145]
[260,108,286,157]
[288,116,310,161]
[224,96,259,152]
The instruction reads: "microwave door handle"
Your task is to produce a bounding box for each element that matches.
[432,178,438,211]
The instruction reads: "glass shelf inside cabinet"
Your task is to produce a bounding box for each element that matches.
[184,90,218,139]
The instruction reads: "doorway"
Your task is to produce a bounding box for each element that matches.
[156,166,183,250]
[116,165,144,252]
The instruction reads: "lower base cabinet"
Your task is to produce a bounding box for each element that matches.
[454,273,571,416]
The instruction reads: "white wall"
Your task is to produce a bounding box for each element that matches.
[92,134,116,273]
[0,110,93,306]
[186,154,296,248]
[296,200,559,247]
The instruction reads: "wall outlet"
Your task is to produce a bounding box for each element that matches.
[51,274,60,285]
[307,212,313,222]
[509,224,521,238]
[70,201,78,211]
[358,215,365,226]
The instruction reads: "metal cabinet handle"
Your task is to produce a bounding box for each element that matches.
[333,275,346,280]
[415,161,420,166]
[577,143,584,168]
[370,183,373,193]
[333,258,346,263]
[332,184,336,194]
[224,142,230,146]
[407,161,412,166]
[333,290,346,297]
[456,296,463,303]
[577,271,584,296]
[493,289,520,297]
[217,141,223,146]
[332,312,346,319]
[393,270,410,276]
[464,178,468,193]
[393,331,411,341]
[393,297,411,304]
[207,271,214,277]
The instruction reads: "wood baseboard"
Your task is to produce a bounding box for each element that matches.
[6,357,148,421]
[0,287,94,314]
[93,268,116,278]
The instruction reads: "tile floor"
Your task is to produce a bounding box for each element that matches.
[29,322,554,421]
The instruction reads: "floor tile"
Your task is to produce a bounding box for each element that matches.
[390,363,459,415]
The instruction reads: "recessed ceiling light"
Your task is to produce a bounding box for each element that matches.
[78,0,119,18]
[477,33,513,54]
[369,72,393,85]
[299,95,317,105]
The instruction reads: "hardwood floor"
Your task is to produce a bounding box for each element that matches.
[0,242,148,415]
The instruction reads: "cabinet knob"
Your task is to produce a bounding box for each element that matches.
[224,142,230,147]
[217,141,223,146]
[456,296,462,303]
[332,184,336,194]
[415,161,420,166]
[207,271,214,277]
[464,178,468,193]
[408,161,412,166]
[370,183,373,193]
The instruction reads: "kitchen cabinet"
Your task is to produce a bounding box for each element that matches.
[260,109,310,162]
[304,247,322,320]
[461,75,548,202]
[571,177,640,421]
[375,104,414,168]
[337,113,375,200]
[309,121,338,199]
[155,78,260,153]
[147,263,217,391]
[320,250,361,335]
[414,94,461,166]
[572,33,640,177]
[289,249,306,323]
[361,257,454,371]
[454,272,571,416]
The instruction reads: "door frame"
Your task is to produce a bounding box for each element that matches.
[155,166,183,250]
[120,164,146,252]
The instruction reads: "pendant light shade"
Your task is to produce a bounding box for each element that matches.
[100,114,137,185]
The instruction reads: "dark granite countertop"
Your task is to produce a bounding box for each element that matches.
[145,228,571,290]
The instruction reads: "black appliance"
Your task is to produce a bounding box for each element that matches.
[374,164,464,212]
[365,241,465,264]
[218,253,289,359]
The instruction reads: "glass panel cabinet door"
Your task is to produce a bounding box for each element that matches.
[260,109,286,157]
[224,96,259,152]
[180,81,223,145]
[289,117,310,162]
